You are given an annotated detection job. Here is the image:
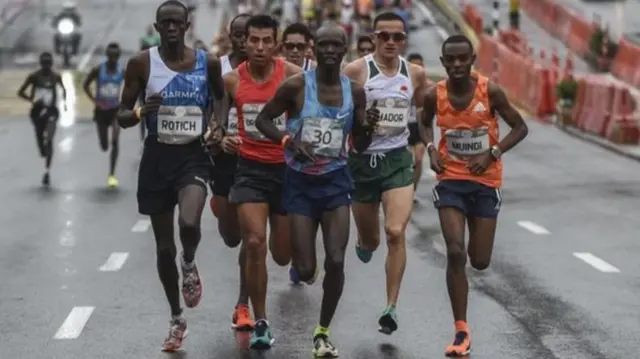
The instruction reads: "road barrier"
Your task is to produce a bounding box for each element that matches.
[610,38,640,88]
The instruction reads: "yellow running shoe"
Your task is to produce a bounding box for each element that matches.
[107,175,119,188]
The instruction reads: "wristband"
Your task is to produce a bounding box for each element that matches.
[426,142,435,152]
[134,107,142,120]
[280,134,291,148]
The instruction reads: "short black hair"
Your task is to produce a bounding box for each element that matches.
[282,23,312,43]
[156,0,188,21]
[357,35,373,48]
[407,53,423,62]
[106,42,120,50]
[373,11,406,30]
[230,13,250,30]
[441,34,473,54]
[245,15,279,41]
[40,52,52,60]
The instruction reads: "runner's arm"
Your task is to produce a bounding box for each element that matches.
[341,59,365,84]
[56,73,68,102]
[82,67,99,103]
[17,74,34,102]
[207,55,226,130]
[255,74,303,143]
[419,85,437,153]
[210,71,236,129]
[411,65,431,109]
[284,61,304,77]
[488,82,528,153]
[117,55,145,129]
[350,81,373,152]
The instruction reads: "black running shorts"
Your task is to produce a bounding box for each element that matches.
[137,136,211,215]
[94,107,118,127]
[228,157,286,215]
[210,151,238,197]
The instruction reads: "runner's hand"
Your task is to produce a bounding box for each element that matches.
[204,123,225,146]
[286,138,316,162]
[364,99,380,132]
[428,147,445,174]
[141,93,163,117]
[467,151,493,175]
[221,135,242,154]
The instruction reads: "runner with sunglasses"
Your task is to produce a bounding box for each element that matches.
[281,23,316,71]
[342,11,430,335]
[356,35,374,58]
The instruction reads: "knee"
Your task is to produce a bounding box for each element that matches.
[323,253,345,274]
[110,138,119,150]
[469,256,491,271]
[178,215,200,232]
[156,240,177,260]
[244,233,267,260]
[446,243,467,268]
[384,223,406,244]
[221,230,242,248]
[295,262,317,282]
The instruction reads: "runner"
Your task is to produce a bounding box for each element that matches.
[281,23,315,70]
[209,14,301,350]
[83,42,124,188]
[342,11,430,335]
[406,52,426,198]
[116,0,225,352]
[208,13,254,331]
[255,23,379,357]
[306,37,316,61]
[356,35,374,57]
[17,52,67,186]
[420,34,528,356]
[139,26,162,142]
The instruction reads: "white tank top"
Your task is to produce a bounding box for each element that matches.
[362,54,413,152]
[302,58,314,71]
[220,55,238,134]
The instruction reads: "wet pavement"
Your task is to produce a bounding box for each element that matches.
[2,2,640,359]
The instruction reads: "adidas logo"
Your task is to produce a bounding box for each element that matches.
[473,103,486,112]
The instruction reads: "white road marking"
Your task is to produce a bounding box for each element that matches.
[517,220,550,235]
[573,252,620,273]
[131,219,151,233]
[99,252,129,272]
[53,306,95,339]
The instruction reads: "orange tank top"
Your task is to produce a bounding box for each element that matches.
[235,58,287,164]
[435,75,502,188]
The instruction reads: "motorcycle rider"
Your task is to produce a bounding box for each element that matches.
[52,2,82,55]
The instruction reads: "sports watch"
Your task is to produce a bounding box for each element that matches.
[490,145,502,160]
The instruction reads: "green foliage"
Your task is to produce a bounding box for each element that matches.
[556,77,578,105]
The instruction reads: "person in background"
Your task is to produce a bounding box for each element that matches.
[140,25,161,50]
[358,14,373,35]
[305,37,316,61]
[356,35,374,57]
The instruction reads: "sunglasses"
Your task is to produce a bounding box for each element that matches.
[283,42,307,51]
[374,31,407,42]
[358,47,374,53]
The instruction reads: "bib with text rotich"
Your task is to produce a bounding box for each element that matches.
[444,127,490,161]
[157,105,203,144]
[34,88,53,106]
[242,103,285,140]
[98,83,120,99]
[227,107,238,135]
[372,97,410,137]
[301,116,345,158]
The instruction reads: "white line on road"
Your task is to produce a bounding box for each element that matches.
[99,252,129,272]
[573,252,620,273]
[517,220,550,235]
[131,219,151,233]
[53,306,95,339]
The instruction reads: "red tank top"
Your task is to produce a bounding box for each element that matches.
[235,58,287,164]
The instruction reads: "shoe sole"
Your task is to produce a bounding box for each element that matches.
[312,349,339,358]
[445,348,471,357]
[231,322,254,331]
[160,329,189,352]
[377,314,398,335]
[249,339,274,350]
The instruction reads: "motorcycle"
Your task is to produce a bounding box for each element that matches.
[55,17,77,68]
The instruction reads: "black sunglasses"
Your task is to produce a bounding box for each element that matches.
[374,31,407,42]
[283,42,307,51]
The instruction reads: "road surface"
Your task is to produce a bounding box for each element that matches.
[2,2,640,358]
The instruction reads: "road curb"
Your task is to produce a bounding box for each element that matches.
[557,124,640,162]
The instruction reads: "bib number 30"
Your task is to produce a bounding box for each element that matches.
[311,129,332,145]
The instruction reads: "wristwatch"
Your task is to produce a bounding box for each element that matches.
[426,142,436,154]
[490,145,502,160]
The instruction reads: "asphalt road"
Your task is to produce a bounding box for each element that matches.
[2,2,640,358]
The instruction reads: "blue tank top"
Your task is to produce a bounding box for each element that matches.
[96,62,124,109]
[285,70,353,175]
[144,47,210,145]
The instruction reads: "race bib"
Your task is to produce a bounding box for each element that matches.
[227,107,238,135]
[301,117,345,158]
[98,83,120,99]
[372,97,410,137]
[242,103,285,140]
[157,105,203,144]
[34,88,53,106]
[444,127,490,160]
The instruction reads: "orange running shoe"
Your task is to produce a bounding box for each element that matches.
[161,316,188,352]
[445,328,471,357]
[231,304,255,331]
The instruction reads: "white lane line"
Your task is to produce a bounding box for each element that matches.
[99,252,129,272]
[53,306,95,339]
[131,219,151,233]
[517,220,550,235]
[573,252,620,273]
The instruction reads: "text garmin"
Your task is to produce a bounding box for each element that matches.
[161,90,200,98]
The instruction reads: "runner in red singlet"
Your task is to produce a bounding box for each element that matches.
[213,14,303,350]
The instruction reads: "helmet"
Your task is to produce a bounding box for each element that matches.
[62,1,76,9]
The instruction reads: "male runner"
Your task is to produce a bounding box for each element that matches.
[306,37,316,61]
[420,34,528,356]
[356,35,374,58]
[17,52,67,186]
[281,23,315,70]
[83,42,124,188]
[116,0,225,352]
[406,52,426,197]
[342,11,430,334]
[255,24,379,357]
[211,14,302,349]
[208,13,255,331]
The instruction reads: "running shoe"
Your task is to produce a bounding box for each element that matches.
[250,319,275,349]
[378,306,398,335]
[445,330,471,357]
[312,326,339,357]
[107,175,119,188]
[289,266,301,284]
[231,304,254,331]
[42,172,50,187]
[181,257,203,308]
[161,316,188,352]
[355,242,374,263]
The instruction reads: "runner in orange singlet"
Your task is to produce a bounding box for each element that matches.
[420,35,528,357]
[213,14,303,350]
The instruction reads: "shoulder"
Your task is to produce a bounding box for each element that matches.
[284,60,304,77]
[342,57,366,79]
[282,72,306,89]
[127,51,149,69]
